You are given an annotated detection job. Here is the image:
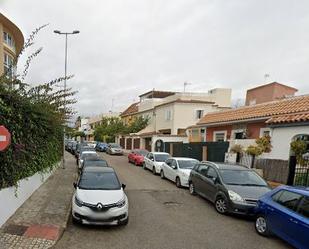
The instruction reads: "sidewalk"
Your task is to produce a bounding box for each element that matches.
[0,152,77,249]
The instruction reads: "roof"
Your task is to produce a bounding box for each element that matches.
[139,90,175,98]
[120,102,139,117]
[266,113,309,125]
[197,95,309,126]
[83,166,115,173]
[155,99,215,108]
[172,157,199,161]
[201,162,249,170]
[247,82,298,92]
[277,185,309,196]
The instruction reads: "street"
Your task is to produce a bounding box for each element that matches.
[55,153,291,249]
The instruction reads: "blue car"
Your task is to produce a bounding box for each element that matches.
[95,142,108,152]
[255,185,309,249]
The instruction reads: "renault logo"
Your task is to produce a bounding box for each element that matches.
[97,203,103,210]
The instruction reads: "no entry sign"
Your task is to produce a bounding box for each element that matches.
[0,126,11,151]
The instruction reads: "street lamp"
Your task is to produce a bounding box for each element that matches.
[54,30,80,169]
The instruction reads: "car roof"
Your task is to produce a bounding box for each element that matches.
[200,161,249,170]
[151,152,170,155]
[81,151,96,154]
[172,157,198,161]
[82,166,115,173]
[277,185,309,196]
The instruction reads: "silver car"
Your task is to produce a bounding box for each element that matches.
[107,143,124,155]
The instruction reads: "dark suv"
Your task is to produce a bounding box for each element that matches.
[188,161,271,215]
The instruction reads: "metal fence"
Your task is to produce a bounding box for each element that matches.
[294,162,309,186]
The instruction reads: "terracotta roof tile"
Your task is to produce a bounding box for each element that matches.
[120,102,139,117]
[266,113,309,124]
[198,95,309,125]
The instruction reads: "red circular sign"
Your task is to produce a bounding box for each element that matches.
[0,126,11,151]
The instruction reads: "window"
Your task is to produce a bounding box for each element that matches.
[171,160,177,168]
[214,131,227,142]
[4,53,14,77]
[165,159,172,166]
[201,129,206,142]
[297,197,309,218]
[206,167,218,179]
[273,190,303,211]
[165,109,172,121]
[195,110,204,120]
[260,128,271,138]
[197,164,208,176]
[3,32,14,48]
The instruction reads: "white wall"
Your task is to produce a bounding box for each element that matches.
[0,166,57,227]
[266,126,309,160]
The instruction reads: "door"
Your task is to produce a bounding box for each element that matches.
[164,159,173,180]
[204,166,219,202]
[146,153,154,170]
[193,164,208,196]
[165,159,177,181]
[267,190,303,241]
[128,151,135,162]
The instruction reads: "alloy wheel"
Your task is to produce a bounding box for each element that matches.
[215,198,227,214]
[189,182,195,195]
[176,177,181,188]
[256,217,267,234]
[160,170,165,179]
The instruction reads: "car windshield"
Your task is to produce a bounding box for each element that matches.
[219,169,267,186]
[81,147,95,152]
[79,172,120,190]
[178,160,198,169]
[84,160,108,167]
[111,144,121,148]
[155,154,170,162]
[136,150,148,156]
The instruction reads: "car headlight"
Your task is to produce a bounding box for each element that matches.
[228,190,245,203]
[116,198,126,208]
[75,196,84,207]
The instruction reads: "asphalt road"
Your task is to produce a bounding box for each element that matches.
[55,153,291,249]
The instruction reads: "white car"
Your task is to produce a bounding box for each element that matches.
[143,152,171,174]
[160,157,199,187]
[78,151,97,169]
[107,144,124,155]
[72,167,129,225]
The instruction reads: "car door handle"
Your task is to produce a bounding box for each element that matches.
[289,218,298,224]
[267,207,274,211]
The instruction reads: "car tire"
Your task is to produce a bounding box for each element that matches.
[255,215,271,237]
[189,182,196,195]
[119,216,129,226]
[134,160,139,166]
[152,167,156,175]
[72,215,80,225]
[215,197,228,214]
[160,170,165,179]
[175,177,181,188]
[143,163,147,170]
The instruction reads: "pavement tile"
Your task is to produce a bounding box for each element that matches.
[24,224,60,241]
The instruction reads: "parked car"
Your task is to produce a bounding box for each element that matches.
[76,146,95,163]
[188,161,271,215]
[83,159,109,168]
[128,149,149,166]
[107,143,124,155]
[87,141,97,148]
[96,142,108,152]
[78,151,98,168]
[254,186,309,249]
[72,166,129,225]
[161,157,199,187]
[143,152,171,175]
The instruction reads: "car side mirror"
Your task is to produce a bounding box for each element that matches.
[73,182,77,189]
[151,158,154,161]
[212,177,218,184]
[172,165,177,169]
[122,183,126,190]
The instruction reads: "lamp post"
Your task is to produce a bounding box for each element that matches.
[54,30,80,169]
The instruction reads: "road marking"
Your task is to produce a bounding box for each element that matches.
[0,135,7,142]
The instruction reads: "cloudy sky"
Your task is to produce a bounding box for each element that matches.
[1,0,309,116]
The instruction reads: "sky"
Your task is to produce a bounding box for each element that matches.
[1,0,309,117]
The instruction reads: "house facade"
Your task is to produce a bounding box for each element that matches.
[117,88,232,151]
[188,94,309,161]
[0,13,24,76]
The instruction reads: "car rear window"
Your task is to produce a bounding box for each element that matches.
[84,160,108,167]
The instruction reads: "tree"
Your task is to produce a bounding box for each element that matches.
[246,136,272,168]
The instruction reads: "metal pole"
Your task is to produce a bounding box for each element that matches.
[63,34,68,169]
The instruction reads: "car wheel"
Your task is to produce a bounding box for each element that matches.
[175,177,181,188]
[160,170,165,179]
[134,160,139,166]
[72,215,80,225]
[152,167,156,175]
[215,197,228,214]
[255,215,271,237]
[143,163,147,170]
[119,216,129,226]
[189,182,196,195]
